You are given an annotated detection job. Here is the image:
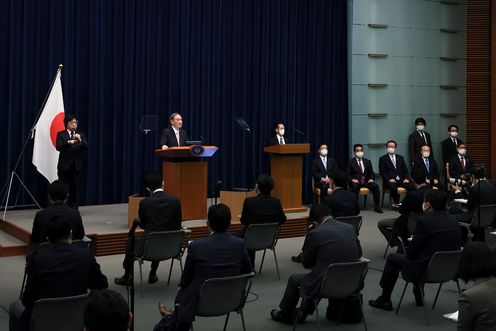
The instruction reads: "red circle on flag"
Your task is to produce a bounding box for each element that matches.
[50,113,66,148]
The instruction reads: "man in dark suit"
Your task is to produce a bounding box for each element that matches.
[311,143,339,197]
[159,113,187,148]
[9,217,108,331]
[379,140,415,207]
[323,170,360,218]
[83,289,133,331]
[115,173,182,285]
[448,143,473,180]
[240,174,286,265]
[411,145,441,188]
[171,203,252,331]
[267,122,290,146]
[31,180,85,245]
[369,189,461,311]
[56,114,88,207]
[408,117,432,165]
[346,144,383,213]
[442,124,463,167]
[270,218,362,324]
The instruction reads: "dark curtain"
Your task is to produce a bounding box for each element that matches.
[0,0,348,207]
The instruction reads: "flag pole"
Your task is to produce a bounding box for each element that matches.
[0,64,64,220]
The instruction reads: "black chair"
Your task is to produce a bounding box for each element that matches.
[244,223,281,280]
[395,250,462,324]
[192,272,255,331]
[459,204,496,242]
[293,258,370,331]
[335,215,363,235]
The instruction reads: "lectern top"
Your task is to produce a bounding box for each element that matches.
[263,143,310,154]
[155,146,218,159]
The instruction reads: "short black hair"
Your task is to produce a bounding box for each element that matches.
[143,173,162,191]
[309,203,333,224]
[415,117,426,125]
[471,164,486,179]
[46,216,72,244]
[448,124,459,131]
[457,142,466,148]
[458,242,496,283]
[274,122,284,130]
[386,140,397,147]
[331,170,347,189]
[256,174,275,195]
[84,289,130,331]
[317,142,328,150]
[64,114,77,127]
[423,189,447,211]
[207,203,231,233]
[48,180,69,202]
[353,144,363,151]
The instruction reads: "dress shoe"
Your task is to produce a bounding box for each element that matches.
[368,297,393,311]
[270,309,294,324]
[392,203,401,209]
[413,286,424,306]
[148,274,159,284]
[291,253,302,263]
[375,206,384,214]
[294,309,308,323]
[114,275,130,286]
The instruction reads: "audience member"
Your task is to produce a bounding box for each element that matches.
[323,170,360,217]
[83,289,132,331]
[31,180,85,245]
[369,189,461,311]
[115,173,182,285]
[9,217,108,331]
[346,144,383,213]
[408,117,433,165]
[442,124,463,167]
[449,143,473,181]
[379,140,415,207]
[457,242,496,331]
[411,145,441,188]
[311,143,339,197]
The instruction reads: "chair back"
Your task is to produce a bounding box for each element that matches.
[141,230,184,261]
[335,215,363,235]
[470,204,496,229]
[196,273,255,317]
[407,212,423,235]
[319,259,369,300]
[424,250,462,284]
[244,223,280,251]
[30,292,89,331]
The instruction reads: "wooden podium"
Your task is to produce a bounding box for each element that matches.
[264,144,310,213]
[155,146,218,220]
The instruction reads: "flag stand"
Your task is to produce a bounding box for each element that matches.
[0,64,63,221]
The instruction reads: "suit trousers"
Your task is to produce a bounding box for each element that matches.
[383,181,416,204]
[350,182,381,206]
[58,163,80,207]
[379,253,424,301]
[122,223,160,277]
[279,274,316,318]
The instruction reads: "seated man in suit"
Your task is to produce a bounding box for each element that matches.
[158,204,252,331]
[379,140,415,207]
[115,173,182,285]
[408,117,433,166]
[346,144,383,213]
[323,170,360,218]
[240,174,287,266]
[411,145,441,188]
[448,143,473,181]
[267,122,289,146]
[270,216,362,324]
[311,143,339,197]
[9,217,108,331]
[369,189,461,311]
[442,124,463,167]
[83,289,133,331]
[31,180,85,245]
[160,113,187,149]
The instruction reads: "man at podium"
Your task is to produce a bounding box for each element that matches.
[267,122,290,146]
[160,113,187,149]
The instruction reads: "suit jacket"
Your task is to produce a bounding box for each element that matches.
[138,190,182,232]
[323,187,360,218]
[379,153,410,183]
[449,154,473,180]
[176,233,252,325]
[300,220,362,297]
[398,185,430,216]
[159,127,187,147]
[31,202,85,244]
[267,136,290,146]
[240,194,286,233]
[411,156,440,183]
[464,180,496,211]
[442,137,463,166]
[458,277,496,331]
[311,156,339,183]
[346,157,376,183]
[56,130,88,172]
[408,130,432,162]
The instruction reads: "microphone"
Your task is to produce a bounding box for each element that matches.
[293,129,306,142]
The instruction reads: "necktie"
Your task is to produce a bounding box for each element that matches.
[391,155,396,169]
[70,131,74,139]
[425,158,430,173]
[359,159,364,173]
[323,157,327,170]
[280,137,284,144]
[453,138,457,147]
[421,132,427,145]
[461,157,465,170]
[176,131,180,146]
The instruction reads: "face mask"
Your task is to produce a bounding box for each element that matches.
[320,149,328,157]
[450,131,458,138]
[278,129,285,136]
[422,202,430,213]
[387,147,395,155]
[458,149,466,156]
[416,125,425,131]
[355,151,364,158]
[422,152,430,158]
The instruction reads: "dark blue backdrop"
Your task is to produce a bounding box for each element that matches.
[0,0,348,207]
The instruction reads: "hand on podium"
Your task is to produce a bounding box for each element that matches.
[161,145,169,150]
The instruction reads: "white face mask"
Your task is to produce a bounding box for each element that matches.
[450,131,458,138]
[320,149,328,157]
[355,151,364,158]
[458,149,466,156]
[387,147,395,155]
[416,125,425,131]
[422,202,430,213]
[422,152,430,158]
[278,129,285,136]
